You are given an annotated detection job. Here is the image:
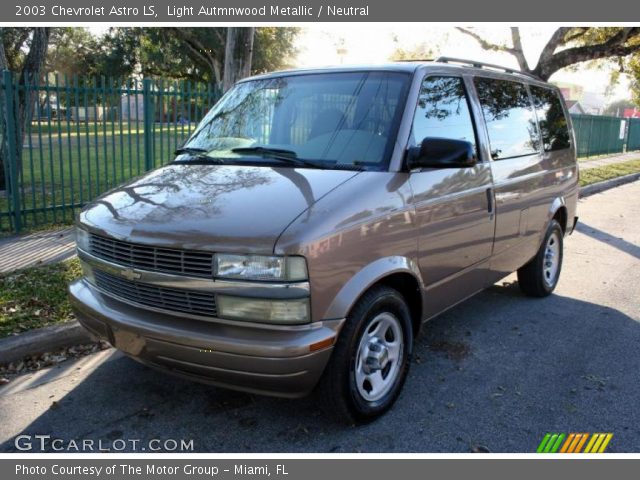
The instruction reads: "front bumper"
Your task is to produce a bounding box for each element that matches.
[69,279,343,398]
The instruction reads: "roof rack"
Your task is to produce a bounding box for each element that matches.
[434,56,540,80]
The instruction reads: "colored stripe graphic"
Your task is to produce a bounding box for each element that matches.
[584,434,599,453]
[537,433,552,453]
[537,433,566,453]
[560,433,576,453]
[573,433,589,453]
[597,433,613,453]
[537,433,612,453]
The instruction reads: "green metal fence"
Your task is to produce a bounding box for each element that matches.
[628,118,640,153]
[1,73,639,236]
[570,114,628,158]
[1,71,221,234]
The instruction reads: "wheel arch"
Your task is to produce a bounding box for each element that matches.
[548,197,569,233]
[323,256,426,338]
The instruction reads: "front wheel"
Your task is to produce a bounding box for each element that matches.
[316,285,412,424]
[517,219,564,297]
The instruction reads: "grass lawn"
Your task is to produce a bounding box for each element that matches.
[0,258,82,338]
[579,158,640,187]
[1,123,195,234]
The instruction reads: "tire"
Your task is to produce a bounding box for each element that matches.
[316,285,413,424]
[517,219,564,297]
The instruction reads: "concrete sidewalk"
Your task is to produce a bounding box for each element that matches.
[579,151,640,170]
[0,227,75,273]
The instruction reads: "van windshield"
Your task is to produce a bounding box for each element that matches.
[177,71,410,171]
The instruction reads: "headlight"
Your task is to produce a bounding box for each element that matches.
[214,254,307,281]
[217,295,310,324]
[76,226,90,252]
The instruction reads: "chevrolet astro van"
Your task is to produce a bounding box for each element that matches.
[70,58,578,422]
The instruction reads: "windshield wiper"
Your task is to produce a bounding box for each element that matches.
[173,147,225,164]
[175,147,208,155]
[231,146,325,169]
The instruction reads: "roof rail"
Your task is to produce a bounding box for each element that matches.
[397,58,436,62]
[434,56,540,80]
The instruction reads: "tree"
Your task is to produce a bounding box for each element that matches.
[252,27,298,74]
[0,27,51,191]
[629,57,640,106]
[46,28,99,79]
[97,27,298,88]
[390,42,436,61]
[603,98,637,116]
[223,28,255,91]
[456,27,640,81]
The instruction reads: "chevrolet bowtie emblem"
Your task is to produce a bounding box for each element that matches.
[120,268,141,281]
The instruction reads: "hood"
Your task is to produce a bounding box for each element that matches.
[80,164,359,253]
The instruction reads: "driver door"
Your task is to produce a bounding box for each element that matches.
[408,75,495,318]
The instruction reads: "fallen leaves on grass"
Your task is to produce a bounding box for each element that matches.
[0,341,111,377]
[0,258,82,338]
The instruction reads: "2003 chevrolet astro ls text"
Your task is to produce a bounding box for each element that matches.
[70,58,578,423]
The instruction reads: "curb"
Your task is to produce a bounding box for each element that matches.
[579,172,640,198]
[0,321,92,366]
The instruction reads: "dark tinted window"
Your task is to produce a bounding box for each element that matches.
[412,76,477,152]
[475,78,539,160]
[530,86,571,151]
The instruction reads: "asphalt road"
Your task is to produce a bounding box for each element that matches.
[1,181,639,453]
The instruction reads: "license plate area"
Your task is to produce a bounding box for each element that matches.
[112,328,146,356]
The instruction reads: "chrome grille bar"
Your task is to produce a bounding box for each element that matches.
[94,269,217,317]
[89,233,213,278]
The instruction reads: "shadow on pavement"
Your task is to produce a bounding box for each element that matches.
[2,282,639,453]
[576,222,640,260]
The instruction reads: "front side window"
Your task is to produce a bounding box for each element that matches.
[475,77,539,160]
[530,86,571,152]
[411,76,477,153]
[179,71,410,170]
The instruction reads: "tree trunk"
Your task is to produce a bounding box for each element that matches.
[0,27,50,192]
[223,28,255,92]
[0,29,7,191]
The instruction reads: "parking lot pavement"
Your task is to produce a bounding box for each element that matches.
[1,181,639,453]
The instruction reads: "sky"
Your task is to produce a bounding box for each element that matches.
[87,26,633,106]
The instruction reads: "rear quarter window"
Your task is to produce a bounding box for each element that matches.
[530,86,571,151]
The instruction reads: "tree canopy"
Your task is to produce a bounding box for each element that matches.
[457,27,640,105]
[1,27,299,87]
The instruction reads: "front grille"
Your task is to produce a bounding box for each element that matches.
[89,234,213,278]
[94,270,217,317]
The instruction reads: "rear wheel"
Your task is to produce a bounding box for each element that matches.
[317,285,412,424]
[517,219,564,297]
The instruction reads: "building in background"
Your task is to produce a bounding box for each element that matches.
[554,81,605,115]
[623,108,640,118]
[565,100,586,114]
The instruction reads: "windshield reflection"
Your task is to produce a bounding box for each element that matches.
[178,72,410,170]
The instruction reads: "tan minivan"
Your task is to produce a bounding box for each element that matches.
[70,58,578,422]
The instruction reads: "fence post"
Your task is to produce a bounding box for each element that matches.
[3,70,21,233]
[142,78,154,171]
[586,117,594,158]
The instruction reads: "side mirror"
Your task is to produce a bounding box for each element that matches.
[407,137,477,170]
